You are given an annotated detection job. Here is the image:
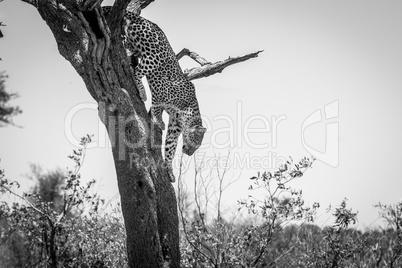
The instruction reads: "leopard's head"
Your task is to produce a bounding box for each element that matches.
[182,125,207,156]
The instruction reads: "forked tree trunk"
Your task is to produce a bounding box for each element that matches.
[20,0,179,267]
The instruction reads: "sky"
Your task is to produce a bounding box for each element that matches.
[1,0,402,229]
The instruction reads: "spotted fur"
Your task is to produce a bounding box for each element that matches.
[103,7,206,182]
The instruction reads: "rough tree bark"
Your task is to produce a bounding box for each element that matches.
[20,0,178,267]
[18,0,262,267]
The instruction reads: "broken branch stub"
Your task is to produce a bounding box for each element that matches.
[176,48,211,66]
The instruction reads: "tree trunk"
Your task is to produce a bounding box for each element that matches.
[20,0,179,267]
[19,1,262,266]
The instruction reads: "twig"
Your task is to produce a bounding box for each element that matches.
[2,185,46,217]
[177,156,215,265]
[216,152,230,223]
[194,161,206,227]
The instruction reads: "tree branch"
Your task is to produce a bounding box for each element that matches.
[180,49,264,81]
[1,185,46,217]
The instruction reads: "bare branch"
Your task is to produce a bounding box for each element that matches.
[182,49,264,81]
[216,152,230,223]
[2,185,47,217]
[177,156,216,265]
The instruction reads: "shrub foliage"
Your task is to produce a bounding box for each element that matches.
[1,146,401,267]
[0,136,126,267]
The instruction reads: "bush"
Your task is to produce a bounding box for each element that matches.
[1,146,401,267]
[178,155,402,268]
[0,135,127,267]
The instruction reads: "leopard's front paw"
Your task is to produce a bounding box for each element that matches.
[167,167,175,183]
[135,81,147,102]
[155,119,165,131]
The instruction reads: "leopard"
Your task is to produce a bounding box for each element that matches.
[102,7,206,182]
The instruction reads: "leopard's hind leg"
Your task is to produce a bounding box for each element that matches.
[164,114,182,182]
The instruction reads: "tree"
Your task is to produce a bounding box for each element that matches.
[0,72,21,127]
[15,0,261,266]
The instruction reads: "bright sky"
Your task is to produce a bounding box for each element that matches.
[1,0,402,229]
